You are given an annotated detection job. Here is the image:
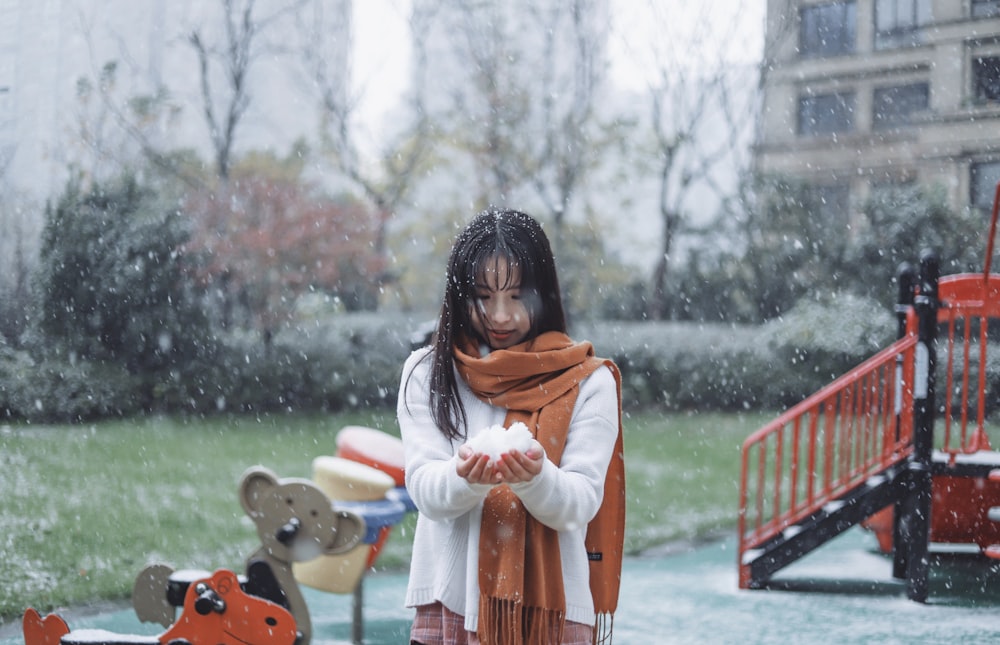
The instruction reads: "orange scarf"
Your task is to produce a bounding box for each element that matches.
[455,331,625,645]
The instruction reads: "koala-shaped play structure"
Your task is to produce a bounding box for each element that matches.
[131,466,365,645]
[24,568,298,645]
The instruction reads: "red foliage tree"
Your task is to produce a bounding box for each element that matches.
[184,172,385,334]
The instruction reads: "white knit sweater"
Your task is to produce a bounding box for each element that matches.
[397,347,619,632]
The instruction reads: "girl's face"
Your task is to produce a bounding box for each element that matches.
[470,257,532,350]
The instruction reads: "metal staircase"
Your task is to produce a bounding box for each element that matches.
[738,326,922,596]
[740,462,909,587]
[738,181,1000,602]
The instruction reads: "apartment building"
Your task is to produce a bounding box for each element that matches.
[755,0,1000,219]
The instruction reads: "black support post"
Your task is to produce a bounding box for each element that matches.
[352,577,364,644]
[903,250,939,602]
[892,261,917,580]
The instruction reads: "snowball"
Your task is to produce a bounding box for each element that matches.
[467,421,534,461]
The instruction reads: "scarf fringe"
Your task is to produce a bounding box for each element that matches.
[478,597,565,645]
[593,612,614,644]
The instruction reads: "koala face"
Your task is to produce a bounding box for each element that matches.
[239,467,363,563]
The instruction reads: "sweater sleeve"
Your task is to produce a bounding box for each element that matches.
[508,365,619,532]
[398,349,492,521]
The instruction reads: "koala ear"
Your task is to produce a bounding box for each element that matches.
[239,466,279,517]
[325,509,366,555]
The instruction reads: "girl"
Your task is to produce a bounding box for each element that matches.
[398,208,625,645]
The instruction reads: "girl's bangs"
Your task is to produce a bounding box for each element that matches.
[469,248,526,291]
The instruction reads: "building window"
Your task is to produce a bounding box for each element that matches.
[875,0,931,49]
[971,161,1000,210]
[798,92,855,135]
[973,55,1000,103]
[872,82,929,129]
[800,1,856,58]
[972,0,1000,18]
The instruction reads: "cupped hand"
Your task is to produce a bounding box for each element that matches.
[456,441,544,485]
[494,439,544,484]
[456,443,497,485]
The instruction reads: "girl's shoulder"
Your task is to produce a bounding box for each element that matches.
[582,362,616,392]
[407,344,433,359]
[402,345,434,376]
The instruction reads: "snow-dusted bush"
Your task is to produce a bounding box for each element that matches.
[759,292,895,357]
[194,313,419,415]
[0,353,140,422]
[0,303,905,421]
[752,293,896,407]
[158,305,897,417]
[941,340,1000,420]
[576,295,896,412]
[0,312,420,420]
[575,320,777,410]
[982,343,1000,417]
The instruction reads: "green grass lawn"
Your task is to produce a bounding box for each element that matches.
[0,409,773,623]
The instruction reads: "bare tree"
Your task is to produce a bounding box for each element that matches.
[523,0,608,244]
[433,0,611,239]
[303,0,434,261]
[443,1,529,202]
[188,0,306,181]
[628,0,762,319]
[68,0,326,189]
[68,4,199,190]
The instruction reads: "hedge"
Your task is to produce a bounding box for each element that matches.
[9,296,993,424]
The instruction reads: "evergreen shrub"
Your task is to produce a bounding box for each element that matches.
[577,294,896,412]
[200,313,419,415]
[0,299,908,421]
[0,351,140,422]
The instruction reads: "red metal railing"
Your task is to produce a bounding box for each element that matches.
[935,274,1000,454]
[737,334,918,568]
[936,181,1000,453]
[737,280,1000,584]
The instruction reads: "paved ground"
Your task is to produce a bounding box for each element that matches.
[4,527,1000,644]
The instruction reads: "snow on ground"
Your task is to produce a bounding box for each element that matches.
[4,528,1000,643]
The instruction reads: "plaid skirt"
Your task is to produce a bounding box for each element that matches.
[410,601,594,645]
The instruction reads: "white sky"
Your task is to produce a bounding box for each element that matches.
[351,0,767,129]
[351,0,410,129]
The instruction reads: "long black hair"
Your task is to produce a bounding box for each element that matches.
[411,207,566,442]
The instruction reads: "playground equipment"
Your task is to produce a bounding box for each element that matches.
[26,569,297,645]
[292,425,410,645]
[23,426,415,645]
[296,425,408,588]
[738,180,1000,602]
